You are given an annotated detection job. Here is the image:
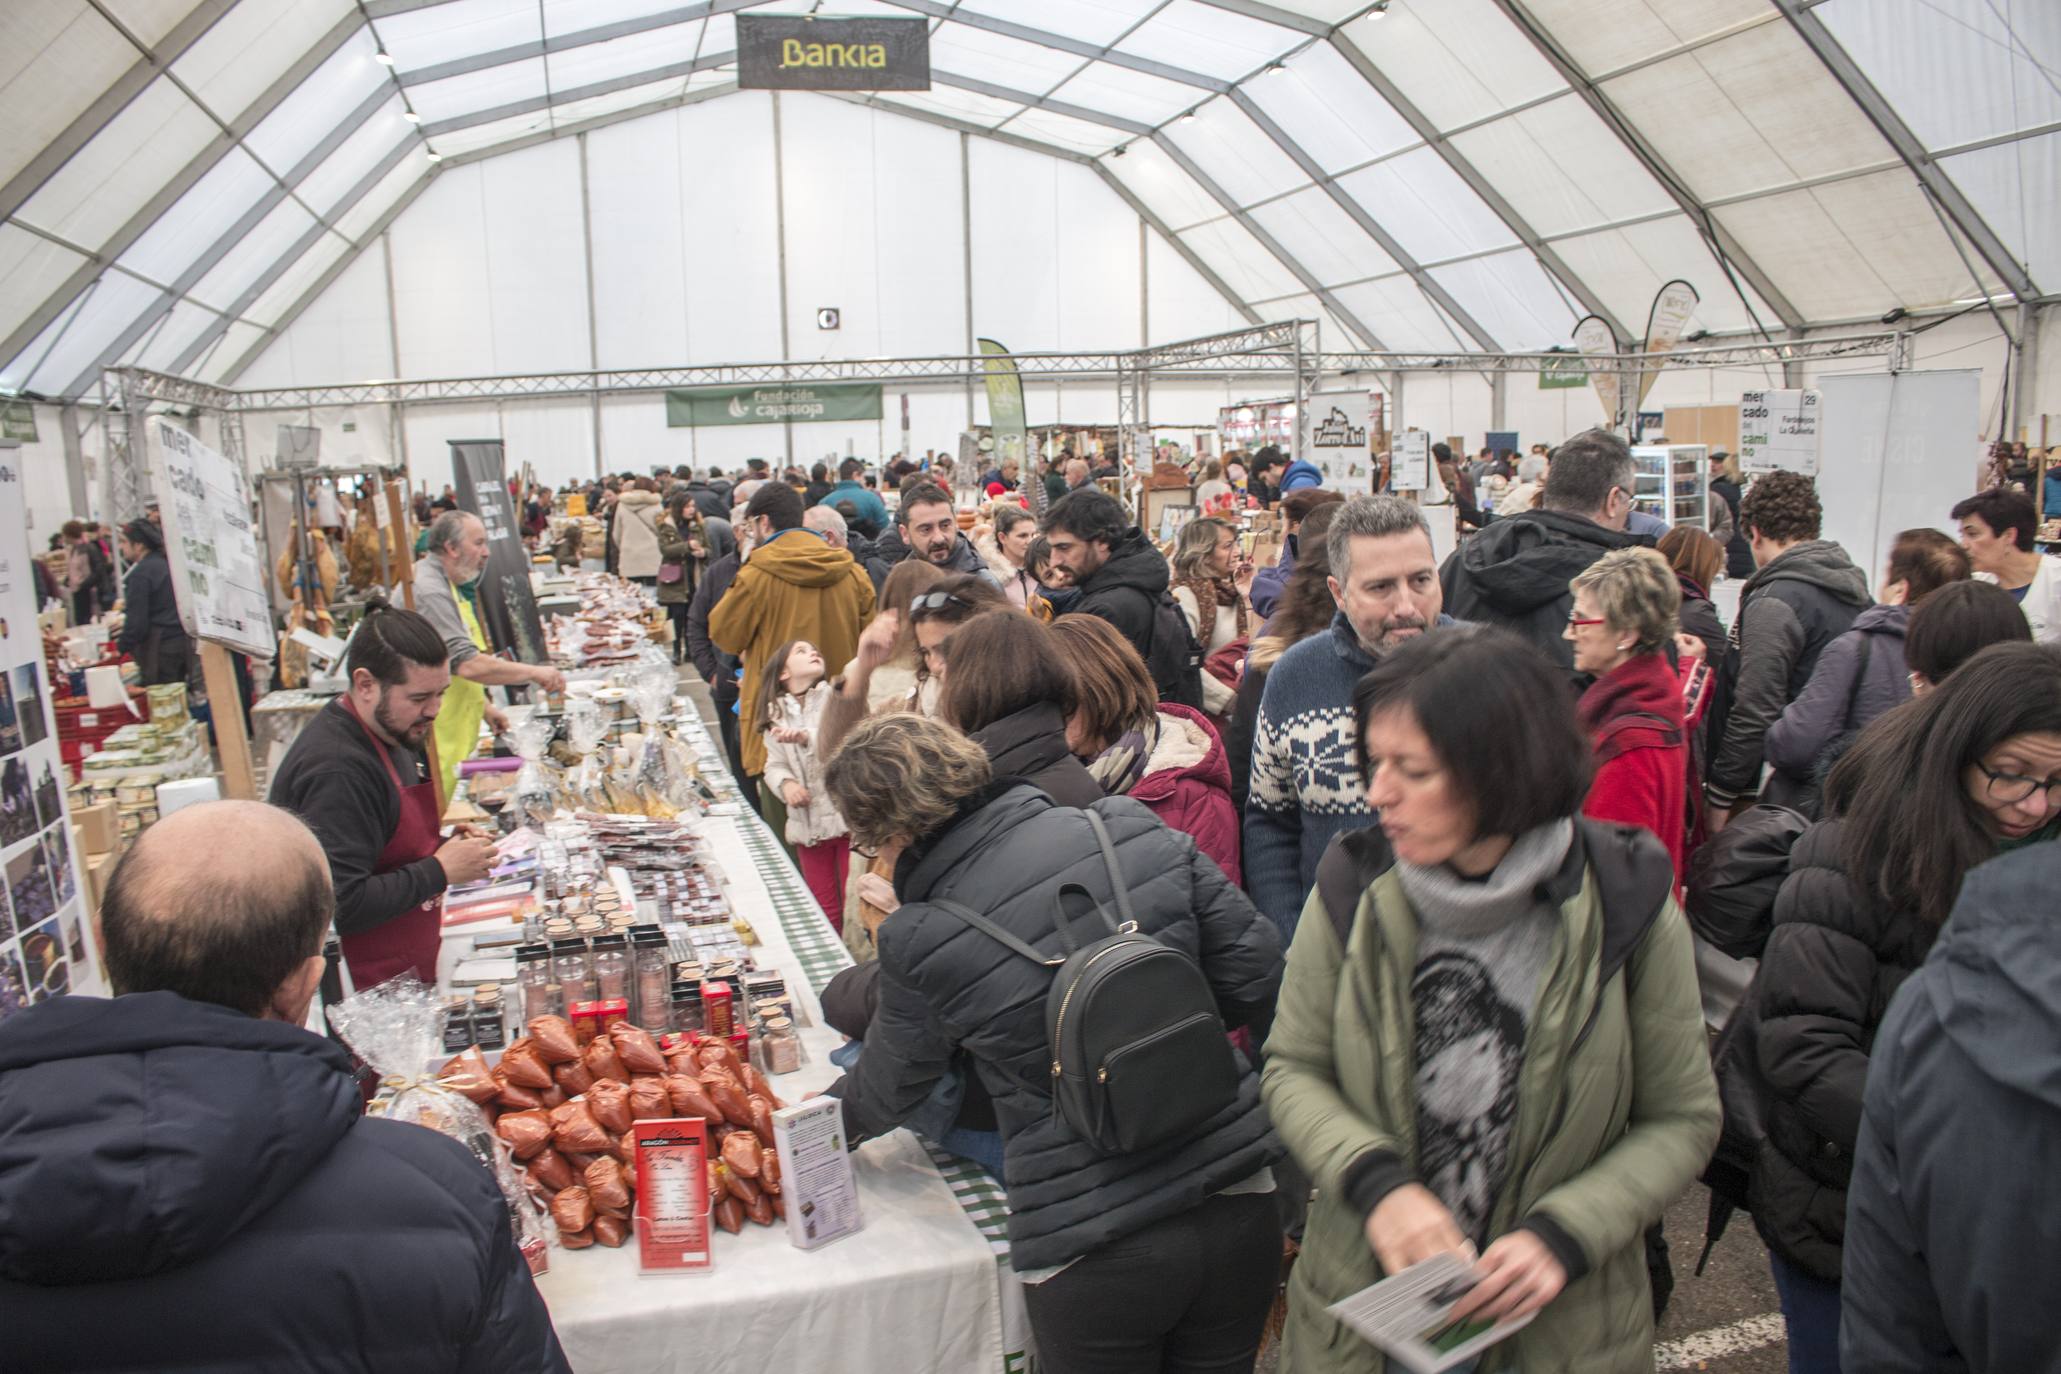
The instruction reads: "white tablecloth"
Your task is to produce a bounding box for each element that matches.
[515,802,1005,1373]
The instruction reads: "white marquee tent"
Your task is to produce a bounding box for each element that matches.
[0,0,2054,507]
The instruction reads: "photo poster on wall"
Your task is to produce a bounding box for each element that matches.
[0,456,103,1023]
[450,440,547,666]
[1307,390,1374,495]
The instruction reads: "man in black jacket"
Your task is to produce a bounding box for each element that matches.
[1042,486,1199,704]
[681,469,728,520]
[0,802,569,1374]
[1704,471,1869,828]
[1438,428,1650,673]
[686,536,748,807]
[897,481,1002,588]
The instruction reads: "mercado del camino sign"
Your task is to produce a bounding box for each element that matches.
[666,383,884,428]
[736,15,931,91]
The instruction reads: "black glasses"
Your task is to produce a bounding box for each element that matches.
[1975,760,2061,807]
[909,591,972,614]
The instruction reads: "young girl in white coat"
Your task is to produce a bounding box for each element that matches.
[756,639,851,930]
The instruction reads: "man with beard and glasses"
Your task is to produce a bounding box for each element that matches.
[270,602,497,988]
[1244,496,1460,937]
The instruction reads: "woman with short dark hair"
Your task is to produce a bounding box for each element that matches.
[822,711,1284,1373]
[115,519,193,687]
[1904,577,2031,691]
[1264,628,1719,1374]
[1747,641,2061,1368]
[939,612,1099,807]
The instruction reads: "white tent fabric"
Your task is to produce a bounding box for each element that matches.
[0,0,2051,402]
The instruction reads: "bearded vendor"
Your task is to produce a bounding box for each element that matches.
[269,603,498,987]
[415,509,566,800]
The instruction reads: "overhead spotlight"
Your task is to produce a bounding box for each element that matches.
[374,50,395,66]
[1111,144,1127,157]
[1181,110,1197,122]
[1684,328,1709,343]
[1266,62,1285,74]
[1368,0,1390,17]
[403,110,420,123]
[427,150,442,162]
[1881,306,1908,324]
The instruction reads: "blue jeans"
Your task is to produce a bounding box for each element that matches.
[828,1039,1006,1182]
[1770,1250,1843,1374]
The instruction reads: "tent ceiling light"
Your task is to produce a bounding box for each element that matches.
[403,110,420,123]
[1181,111,1197,122]
[1368,1,1389,17]
[374,51,394,66]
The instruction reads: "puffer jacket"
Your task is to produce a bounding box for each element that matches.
[1070,526,1174,668]
[1676,573,1726,667]
[0,992,568,1374]
[835,785,1284,1271]
[761,681,846,848]
[1263,821,1719,1374]
[1706,540,1871,810]
[1438,509,1650,672]
[1843,843,2061,1373]
[968,701,1100,808]
[1130,703,1241,886]
[1747,818,1936,1282]
[611,488,664,578]
[1761,603,1911,791]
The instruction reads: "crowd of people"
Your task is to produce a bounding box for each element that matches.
[6,430,2057,1374]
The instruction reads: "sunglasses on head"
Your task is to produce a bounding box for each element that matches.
[909,591,972,613]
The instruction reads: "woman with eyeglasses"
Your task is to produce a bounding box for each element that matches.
[1744,640,2061,1372]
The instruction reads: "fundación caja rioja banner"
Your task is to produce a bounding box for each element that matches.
[665,383,884,429]
[736,15,931,91]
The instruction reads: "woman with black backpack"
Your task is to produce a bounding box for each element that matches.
[1745,641,2061,1373]
[820,712,1284,1374]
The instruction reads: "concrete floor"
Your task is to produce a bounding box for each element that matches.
[676,664,1790,1371]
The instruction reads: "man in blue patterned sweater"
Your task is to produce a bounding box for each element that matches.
[1245,496,1460,936]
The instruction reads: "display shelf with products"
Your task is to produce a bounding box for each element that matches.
[1630,444,1709,530]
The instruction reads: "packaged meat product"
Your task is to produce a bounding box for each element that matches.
[664,1076,721,1122]
[559,1227,596,1250]
[712,1197,745,1234]
[769,1193,787,1222]
[587,1079,633,1134]
[438,1048,498,1104]
[615,1133,639,1167]
[550,1101,610,1156]
[553,1059,596,1096]
[749,1096,777,1147]
[551,1185,595,1233]
[706,1079,754,1128]
[720,1131,763,1178]
[496,1110,554,1160]
[721,1165,761,1206]
[740,1063,776,1103]
[697,1041,743,1076]
[747,1193,775,1227]
[760,1152,782,1195]
[537,1084,567,1111]
[498,1038,554,1089]
[529,1147,576,1192]
[583,1036,629,1084]
[592,1214,628,1248]
[610,1023,667,1075]
[628,1077,670,1121]
[527,1015,581,1063]
[585,1157,631,1212]
[491,1068,544,1111]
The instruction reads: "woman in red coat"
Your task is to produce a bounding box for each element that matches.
[1049,615,1242,885]
[1565,548,1692,885]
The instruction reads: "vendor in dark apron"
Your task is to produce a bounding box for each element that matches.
[114,519,195,688]
[269,599,497,990]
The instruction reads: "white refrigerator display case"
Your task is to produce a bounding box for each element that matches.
[1631,444,1709,530]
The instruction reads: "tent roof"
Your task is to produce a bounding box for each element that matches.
[0,0,2051,399]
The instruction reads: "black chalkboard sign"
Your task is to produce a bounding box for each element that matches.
[737,15,930,91]
[450,440,547,666]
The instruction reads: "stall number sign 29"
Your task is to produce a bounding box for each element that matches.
[1739,389,1821,477]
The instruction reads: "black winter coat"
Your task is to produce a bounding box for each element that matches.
[0,992,568,1374]
[1070,527,1173,668]
[1748,819,1937,1281]
[968,701,1102,808]
[1439,509,1650,672]
[1710,477,1754,579]
[836,784,1284,1271]
[686,551,740,709]
[1676,574,1726,667]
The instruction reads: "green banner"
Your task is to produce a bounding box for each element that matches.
[665,382,882,427]
[0,401,36,443]
[1538,353,1588,390]
[977,339,1032,511]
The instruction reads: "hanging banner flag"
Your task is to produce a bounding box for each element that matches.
[737,15,931,91]
[1636,279,1700,411]
[665,383,882,428]
[1572,315,1621,431]
[450,440,547,666]
[978,339,1033,513]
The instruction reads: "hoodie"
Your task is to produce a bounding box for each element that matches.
[1761,602,1912,790]
[1130,703,1241,886]
[1278,459,1323,494]
[1843,843,2061,1373]
[1705,539,1871,809]
[0,992,567,1373]
[711,527,877,775]
[1439,508,1650,671]
[1070,526,1175,675]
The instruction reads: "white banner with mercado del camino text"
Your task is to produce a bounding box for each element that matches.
[0,455,103,1024]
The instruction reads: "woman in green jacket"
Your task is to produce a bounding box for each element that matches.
[1262,628,1718,1374]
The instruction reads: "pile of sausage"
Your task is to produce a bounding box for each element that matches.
[439,1014,787,1250]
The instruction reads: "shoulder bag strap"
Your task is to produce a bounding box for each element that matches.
[1081,809,1137,930]
[928,897,1065,969]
